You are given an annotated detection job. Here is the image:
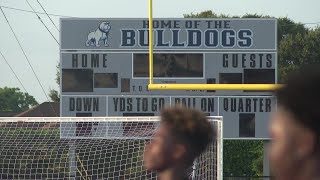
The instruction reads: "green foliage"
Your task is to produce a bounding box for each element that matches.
[48,89,60,103]
[183,10,230,18]
[223,140,264,176]
[0,87,38,112]
[183,10,309,45]
[278,28,320,82]
[184,11,271,19]
[241,13,271,18]
[55,63,60,86]
[75,140,153,179]
[49,63,60,103]
[0,127,69,179]
[278,17,308,43]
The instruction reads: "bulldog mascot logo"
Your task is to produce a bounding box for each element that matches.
[85,21,111,47]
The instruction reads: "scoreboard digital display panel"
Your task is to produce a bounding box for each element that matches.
[61,52,276,95]
[60,18,277,139]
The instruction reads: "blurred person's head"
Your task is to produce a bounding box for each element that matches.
[270,65,320,180]
[144,105,216,179]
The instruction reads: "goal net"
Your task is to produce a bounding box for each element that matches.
[0,117,223,180]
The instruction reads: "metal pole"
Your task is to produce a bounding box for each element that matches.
[148,0,154,85]
[192,159,198,180]
[148,84,283,91]
[69,142,76,180]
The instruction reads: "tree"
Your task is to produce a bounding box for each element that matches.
[223,140,263,176]
[241,13,271,18]
[0,87,38,112]
[278,27,320,82]
[183,10,231,18]
[48,63,60,102]
[184,11,308,44]
[48,88,60,103]
[277,17,308,43]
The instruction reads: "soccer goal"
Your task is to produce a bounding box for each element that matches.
[0,116,222,180]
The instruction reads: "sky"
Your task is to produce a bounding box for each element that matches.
[0,0,319,103]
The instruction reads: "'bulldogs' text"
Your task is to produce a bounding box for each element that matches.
[121,29,253,48]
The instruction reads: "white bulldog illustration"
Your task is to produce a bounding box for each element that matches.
[85,21,111,47]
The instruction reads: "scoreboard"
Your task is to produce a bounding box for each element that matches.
[60,18,277,139]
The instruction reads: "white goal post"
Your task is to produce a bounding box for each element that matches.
[0,116,223,180]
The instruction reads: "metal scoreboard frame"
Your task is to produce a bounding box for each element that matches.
[60,18,277,139]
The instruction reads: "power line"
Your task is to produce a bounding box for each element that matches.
[0,4,319,27]
[279,21,320,27]
[0,6,58,116]
[0,50,28,93]
[36,0,60,32]
[0,5,76,18]
[0,50,46,116]
[25,0,60,45]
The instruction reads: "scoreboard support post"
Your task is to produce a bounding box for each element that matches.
[263,141,270,179]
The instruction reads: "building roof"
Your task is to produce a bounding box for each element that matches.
[0,111,21,117]
[15,102,60,117]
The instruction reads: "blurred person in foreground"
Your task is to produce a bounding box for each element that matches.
[270,65,320,180]
[143,106,216,180]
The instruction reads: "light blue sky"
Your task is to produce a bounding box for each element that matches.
[0,0,319,103]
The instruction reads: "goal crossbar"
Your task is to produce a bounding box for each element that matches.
[148,84,283,91]
[0,116,183,122]
[0,116,223,122]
